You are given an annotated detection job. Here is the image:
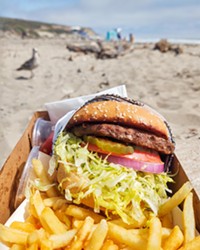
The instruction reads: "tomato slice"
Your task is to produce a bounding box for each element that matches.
[87,143,163,164]
[125,148,163,163]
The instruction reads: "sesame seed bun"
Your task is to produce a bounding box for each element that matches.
[66,94,172,141]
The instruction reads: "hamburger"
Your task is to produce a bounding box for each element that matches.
[52,94,175,225]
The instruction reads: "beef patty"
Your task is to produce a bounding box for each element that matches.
[71,123,175,155]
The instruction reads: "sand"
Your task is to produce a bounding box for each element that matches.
[0,36,200,195]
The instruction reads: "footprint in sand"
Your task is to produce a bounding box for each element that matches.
[163,113,200,127]
[185,128,200,139]
[156,98,182,110]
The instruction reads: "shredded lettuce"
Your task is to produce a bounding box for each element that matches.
[53,132,173,225]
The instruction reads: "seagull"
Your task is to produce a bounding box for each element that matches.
[17,48,39,78]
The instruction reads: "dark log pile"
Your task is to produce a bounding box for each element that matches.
[66,39,134,59]
[154,39,183,55]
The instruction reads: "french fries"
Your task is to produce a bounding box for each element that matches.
[183,192,195,244]
[158,181,193,217]
[147,216,162,250]
[0,224,28,245]
[0,159,199,250]
[10,245,25,250]
[101,240,119,250]
[65,204,104,223]
[69,216,94,250]
[10,221,36,233]
[27,228,46,246]
[40,207,67,234]
[84,219,108,250]
[49,229,77,249]
[107,222,147,249]
[162,225,184,250]
[179,235,200,250]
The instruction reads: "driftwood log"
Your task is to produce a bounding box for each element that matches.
[66,41,101,54]
[154,39,183,55]
[66,39,134,59]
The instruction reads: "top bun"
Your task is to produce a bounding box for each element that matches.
[66,95,172,141]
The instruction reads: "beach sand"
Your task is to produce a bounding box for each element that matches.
[0,36,200,194]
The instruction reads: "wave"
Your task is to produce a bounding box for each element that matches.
[135,37,200,45]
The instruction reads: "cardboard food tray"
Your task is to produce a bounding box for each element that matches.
[0,111,200,232]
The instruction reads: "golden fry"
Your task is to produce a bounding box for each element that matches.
[109,217,146,229]
[147,216,162,250]
[65,204,104,223]
[0,224,28,245]
[85,219,108,250]
[10,221,36,233]
[183,192,195,244]
[49,229,77,248]
[158,181,193,217]
[69,216,94,250]
[27,243,39,250]
[43,197,66,208]
[71,218,84,229]
[40,207,67,234]
[162,225,183,250]
[27,228,47,246]
[160,212,173,228]
[52,199,68,211]
[107,222,147,250]
[179,235,200,250]
[161,227,172,242]
[101,239,119,250]
[54,209,71,229]
[40,238,53,250]
[31,190,45,218]
[10,244,26,250]
[25,215,41,229]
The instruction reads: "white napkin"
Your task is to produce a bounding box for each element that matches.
[45,85,127,123]
[45,85,128,143]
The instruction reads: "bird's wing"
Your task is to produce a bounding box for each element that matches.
[17,57,34,70]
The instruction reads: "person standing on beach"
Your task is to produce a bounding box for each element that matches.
[116,28,122,40]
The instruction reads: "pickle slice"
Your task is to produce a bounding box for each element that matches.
[83,135,134,155]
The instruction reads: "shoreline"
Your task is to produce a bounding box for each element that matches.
[135,38,200,45]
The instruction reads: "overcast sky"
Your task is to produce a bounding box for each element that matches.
[0,0,200,40]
